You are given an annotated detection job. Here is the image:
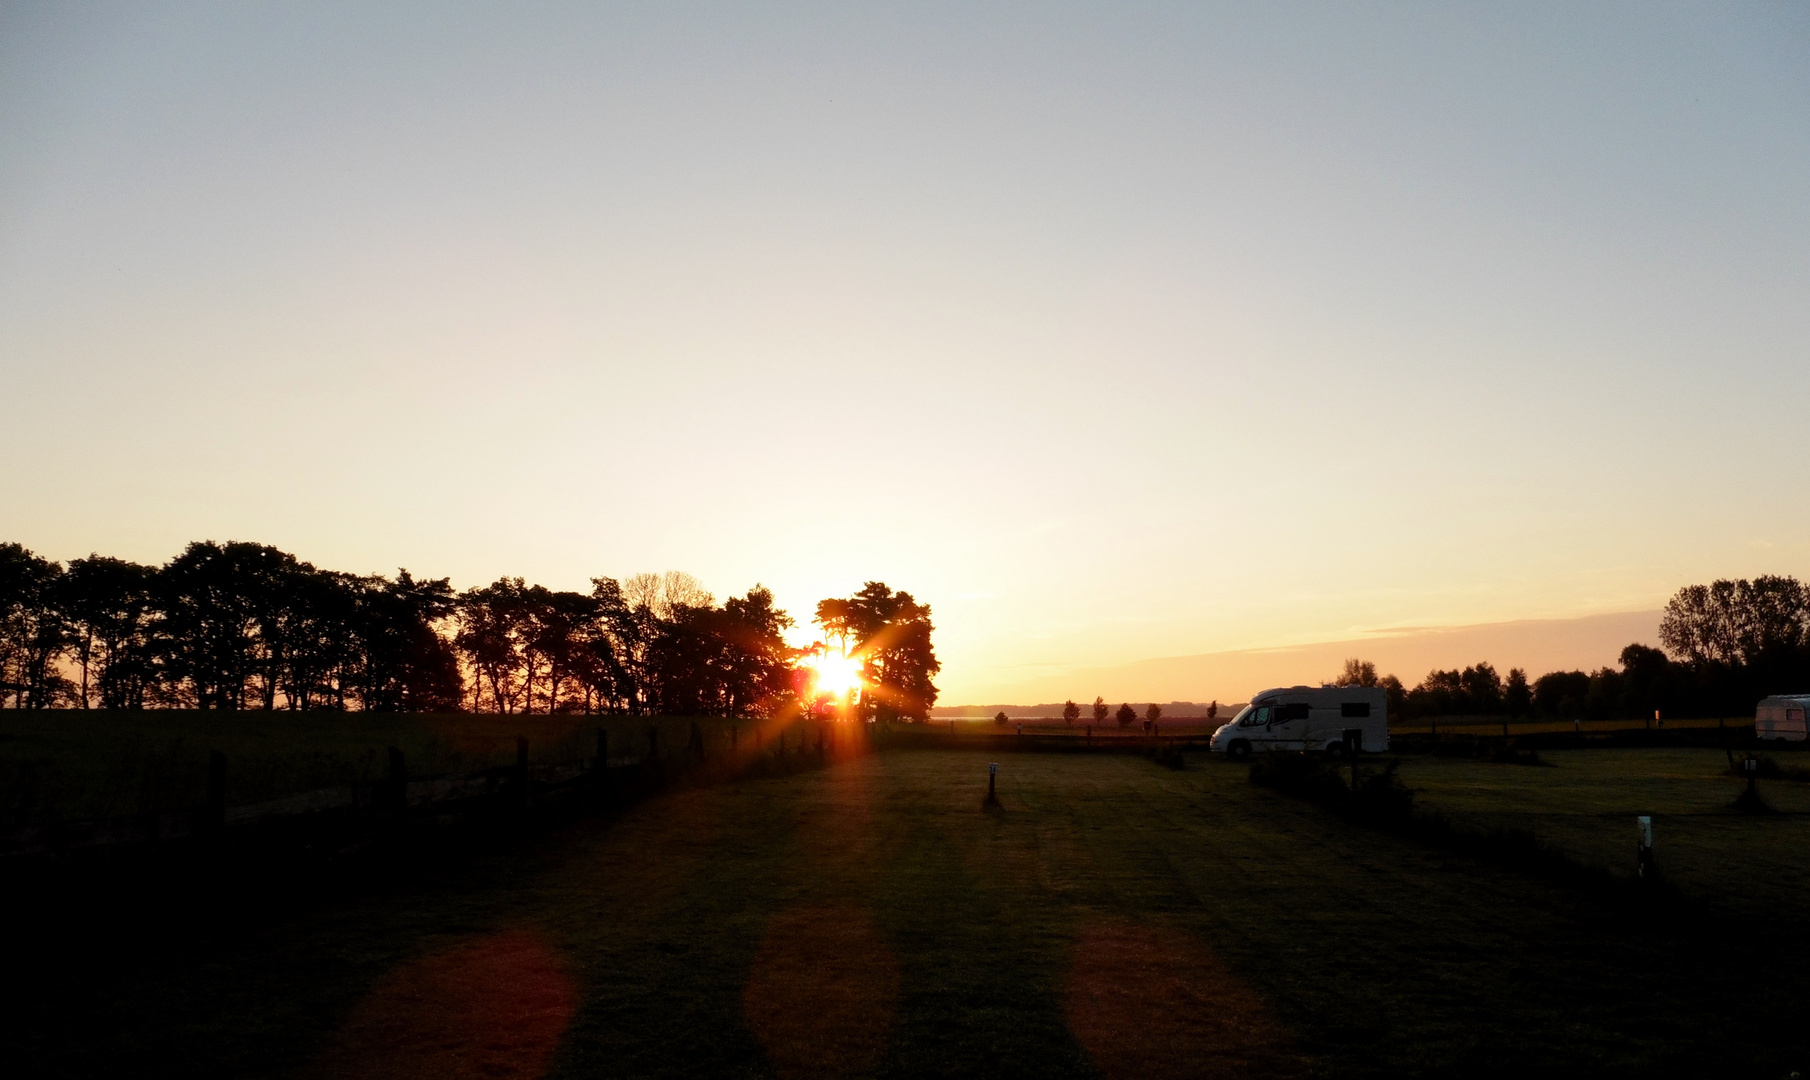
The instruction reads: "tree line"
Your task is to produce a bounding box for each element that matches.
[0,541,940,719]
[1333,575,1810,721]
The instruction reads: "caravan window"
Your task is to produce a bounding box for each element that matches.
[1341,702,1371,718]
[1276,703,1310,722]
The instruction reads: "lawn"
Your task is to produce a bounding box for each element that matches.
[5,746,1807,1078]
[1391,746,1810,917]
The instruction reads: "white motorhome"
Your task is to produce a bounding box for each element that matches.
[1756,695,1810,742]
[1209,685,1389,760]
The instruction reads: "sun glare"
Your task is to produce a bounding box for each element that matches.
[809,651,864,697]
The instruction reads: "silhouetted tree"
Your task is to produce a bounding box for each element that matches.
[0,544,70,708]
[714,586,796,718]
[1093,696,1109,724]
[1460,663,1504,713]
[0,538,831,719]
[60,555,158,709]
[1115,702,1136,728]
[342,571,462,711]
[1334,658,1379,687]
[815,582,940,722]
[1401,662,1503,718]
[1504,668,1531,717]
[456,577,531,713]
[994,710,1008,726]
[1660,576,1809,669]
[156,541,309,710]
[1380,674,1407,718]
[1063,699,1080,725]
[1616,643,1677,722]
[1659,576,1810,713]
[1532,670,1590,718]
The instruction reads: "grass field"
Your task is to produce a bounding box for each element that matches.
[1393,747,1810,917]
[6,745,1809,1079]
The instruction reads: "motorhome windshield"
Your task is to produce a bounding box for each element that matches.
[1228,705,1252,727]
[1239,705,1272,727]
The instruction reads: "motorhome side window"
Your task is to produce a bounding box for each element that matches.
[1242,706,1272,727]
[1341,702,1371,718]
[1277,704,1310,722]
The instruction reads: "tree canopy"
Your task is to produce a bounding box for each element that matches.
[814,582,940,722]
[0,540,928,721]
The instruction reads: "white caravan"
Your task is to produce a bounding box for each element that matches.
[1756,695,1810,742]
[1209,685,1389,760]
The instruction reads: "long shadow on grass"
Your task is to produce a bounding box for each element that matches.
[861,758,1096,1080]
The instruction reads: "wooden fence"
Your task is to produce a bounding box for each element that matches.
[0,719,861,862]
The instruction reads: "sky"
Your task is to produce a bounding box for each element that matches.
[3,2,1808,704]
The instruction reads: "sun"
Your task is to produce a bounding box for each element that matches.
[809,651,864,697]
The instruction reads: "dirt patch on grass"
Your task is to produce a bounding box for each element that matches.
[1063,919,1308,1080]
[743,905,900,1079]
[311,929,577,1080]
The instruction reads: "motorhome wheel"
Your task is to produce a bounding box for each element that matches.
[1226,739,1251,761]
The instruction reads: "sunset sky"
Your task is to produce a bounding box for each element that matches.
[3,3,1807,704]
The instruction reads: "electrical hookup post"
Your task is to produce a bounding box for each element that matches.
[985,762,1000,807]
[1636,815,1655,881]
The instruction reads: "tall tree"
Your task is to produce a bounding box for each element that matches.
[60,555,159,709]
[349,571,461,712]
[814,582,940,722]
[456,578,531,713]
[1092,697,1109,724]
[1504,668,1531,717]
[0,544,70,708]
[715,586,796,718]
[1062,700,1081,725]
[155,541,307,710]
[1335,658,1379,687]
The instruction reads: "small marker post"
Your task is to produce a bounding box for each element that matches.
[1636,815,1654,879]
[985,762,1000,806]
[1735,755,1769,813]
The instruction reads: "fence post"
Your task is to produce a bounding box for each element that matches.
[204,750,226,840]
